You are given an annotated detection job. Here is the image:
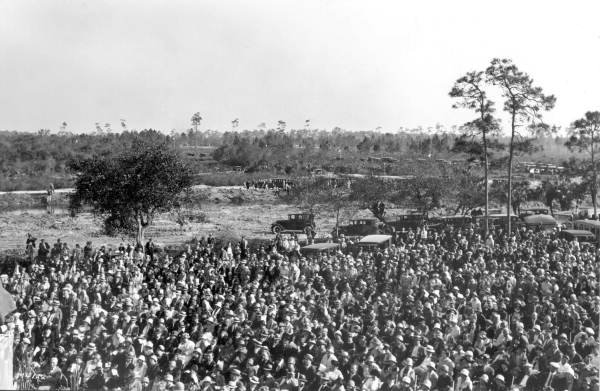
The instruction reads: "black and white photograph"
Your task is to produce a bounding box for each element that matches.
[0,1,599,390]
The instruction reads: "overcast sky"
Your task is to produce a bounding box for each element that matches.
[0,0,598,134]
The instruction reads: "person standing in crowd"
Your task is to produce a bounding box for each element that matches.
[1,223,598,391]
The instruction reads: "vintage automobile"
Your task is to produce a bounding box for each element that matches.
[430,214,473,228]
[572,220,600,244]
[383,211,428,232]
[300,242,340,255]
[332,219,382,238]
[356,234,393,249]
[520,214,558,232]
[519,207,551,219]
[271,213,316,235]
[473,213,520,231]
[558,229,596,243]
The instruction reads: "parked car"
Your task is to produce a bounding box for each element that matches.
[558,229,596,243]
[356,234,393,249]
[473,213,520,231]
[332,219,382,238]
[520,214,558,232]
[300,242,339,255]
[430,215,473,228]
[383,211,427,232]
[271,213,316,235]
[519,207,550,219]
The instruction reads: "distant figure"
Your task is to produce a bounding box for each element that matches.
[145,238,155,261]
[471,208,483,217]
[46,183,55,214]
[26,233,37,265]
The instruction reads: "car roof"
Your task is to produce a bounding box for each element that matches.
[301,243,339,251]
[522,215,557,225]
[574,219,600,227]
[358,235,392,244]
[561,229,595,236]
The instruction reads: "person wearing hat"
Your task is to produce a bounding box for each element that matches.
[455,368,472,391]
[544,354,575,391]
[277,366,299,390]
[361,367,383,391]
[85,363,106,390]
[415,345,436,378]
[299,353,317,386]
[472,374,489,391]
[398,358,415,386]
[255,361,274,388]
[153,373,174,391]
[395,375,413,391]
[319,356,344,385]
[490,373,507,391]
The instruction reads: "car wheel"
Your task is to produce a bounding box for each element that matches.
[272,224,283,234]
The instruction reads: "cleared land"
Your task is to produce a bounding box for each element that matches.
[0,187,371,252]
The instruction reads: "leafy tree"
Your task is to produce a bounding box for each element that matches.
[542,181,566,215]
[448,167,487,216]
[406,176,447,216]
[277,120,287,132]
[191,112,203,132]
[567,180,589,213]
[349,177,398,222]
[490,180,532,216]
[486,58,556,232]
[449,70,500,235]
[565,111,600,217]
[69,133,193,245]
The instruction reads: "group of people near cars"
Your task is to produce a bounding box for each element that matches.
[1,221,598,391]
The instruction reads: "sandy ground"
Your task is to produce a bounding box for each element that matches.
[0,187,374,252]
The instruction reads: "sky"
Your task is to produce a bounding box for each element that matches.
[0,0,599,134]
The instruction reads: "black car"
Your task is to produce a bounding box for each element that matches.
[332,219,382,238]
[383,211,428,232]
[271,213,316,235]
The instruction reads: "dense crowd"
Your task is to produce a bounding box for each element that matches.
[1,224,599,391]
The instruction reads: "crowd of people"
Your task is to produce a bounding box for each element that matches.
[1,223,599,391]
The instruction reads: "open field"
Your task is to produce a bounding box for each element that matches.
[0,187,374,252]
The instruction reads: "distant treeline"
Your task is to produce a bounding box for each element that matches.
[0,128,577,191]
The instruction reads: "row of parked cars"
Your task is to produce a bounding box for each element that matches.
[270,208,600,244]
